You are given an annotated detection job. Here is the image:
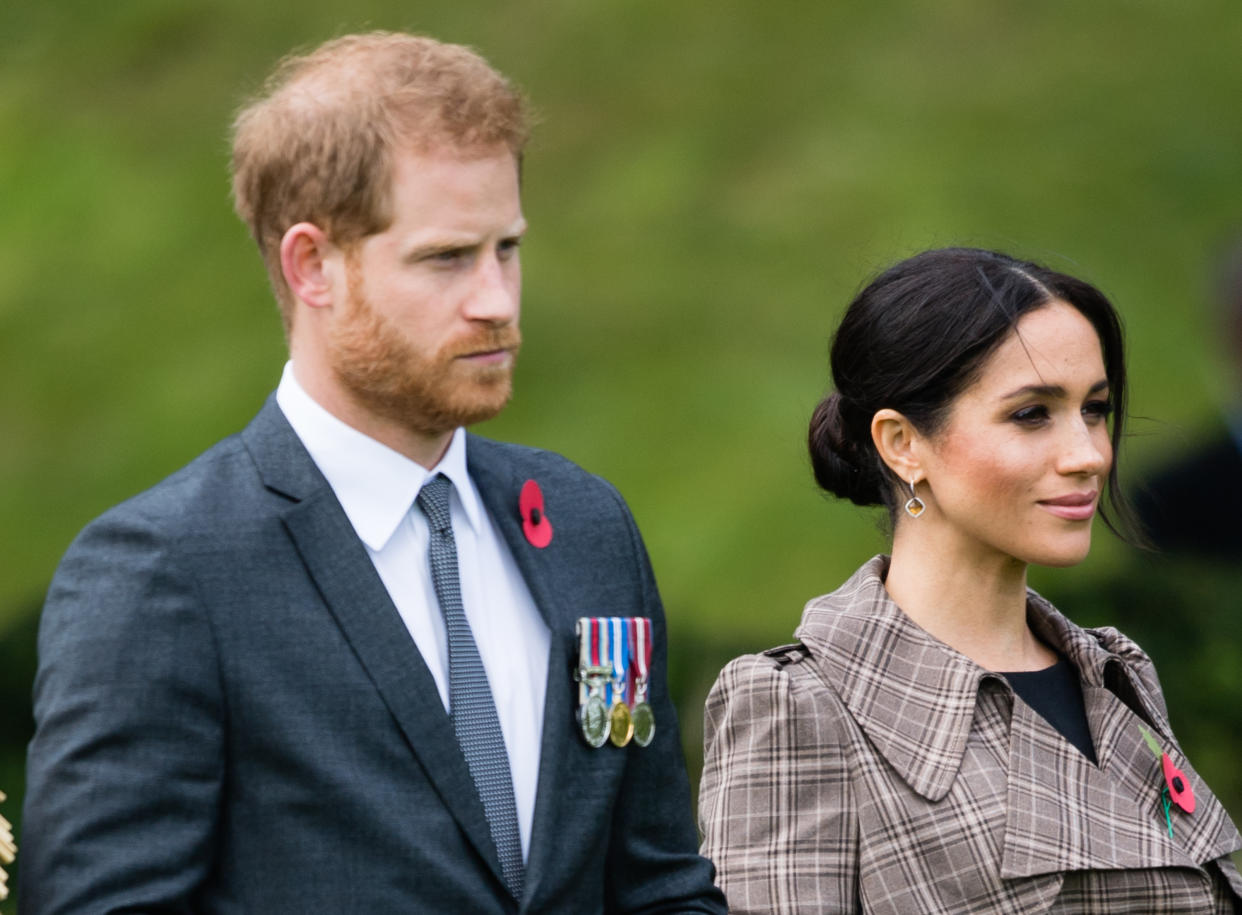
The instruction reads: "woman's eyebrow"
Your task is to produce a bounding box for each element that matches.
[998,378,1109,400]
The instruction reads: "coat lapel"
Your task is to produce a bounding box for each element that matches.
[1000,688,1188,877]
[1000,680,1241,877]
[241,400,506,891]
[999,593,1242,878]
[796,557,981,802]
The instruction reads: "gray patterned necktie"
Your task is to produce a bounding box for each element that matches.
[416,473,524,898]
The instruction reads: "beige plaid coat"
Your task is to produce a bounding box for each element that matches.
[700,557,1242,913]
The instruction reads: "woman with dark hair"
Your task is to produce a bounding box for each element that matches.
[699,248,1242,912]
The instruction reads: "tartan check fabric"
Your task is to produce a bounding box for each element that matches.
[417,473,524,899]
[700,556,1242,913]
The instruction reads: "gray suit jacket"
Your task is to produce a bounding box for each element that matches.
[21,397,725,914]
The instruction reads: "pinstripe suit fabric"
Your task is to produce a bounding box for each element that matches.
[700,556,1242,913]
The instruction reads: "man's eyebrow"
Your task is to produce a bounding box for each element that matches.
[408,240,471,256]
[404,221,527,259]
[998,379,1109,400]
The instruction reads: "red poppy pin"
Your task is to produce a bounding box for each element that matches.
[1161,753,1196,814]
[1139,725,1195,836]
[520,479,553,548]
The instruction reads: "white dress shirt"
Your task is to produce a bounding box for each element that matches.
[276,362,550,858]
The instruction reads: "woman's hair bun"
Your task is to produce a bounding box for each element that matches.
[808,392,884,506]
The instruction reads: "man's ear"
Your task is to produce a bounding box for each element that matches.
[279,222,341,310]
[871,408,925,485]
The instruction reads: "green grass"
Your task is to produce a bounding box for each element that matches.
[3,0,1242,895]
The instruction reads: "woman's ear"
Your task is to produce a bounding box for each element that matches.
[871,408,924,485]
[279,222,342,310]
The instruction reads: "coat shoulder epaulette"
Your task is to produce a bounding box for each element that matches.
[763,642,812,668]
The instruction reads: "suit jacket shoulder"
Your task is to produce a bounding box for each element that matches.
[466,435,638,529]
[465,432,663,611]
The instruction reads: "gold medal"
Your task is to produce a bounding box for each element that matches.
[579,693,610,748]
[631,700,655,747]
[609,700,634,747]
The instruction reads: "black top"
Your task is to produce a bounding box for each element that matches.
[1001,656,1098,765]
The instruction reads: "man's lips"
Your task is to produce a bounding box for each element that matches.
[455,346,518,368]
[1038,491,1098,521]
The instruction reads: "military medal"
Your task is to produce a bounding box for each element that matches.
[629,616,656,747]
[608,617,634,747]
[574,616,656,749]
[575,617,611,748]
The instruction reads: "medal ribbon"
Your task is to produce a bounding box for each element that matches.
[622,617,636,702]
[598,617,611,704]
[578,617,609,703]
[610,617,629,706]
[632,617,652,701]
[577,618,650,712]
[576,618,590,705]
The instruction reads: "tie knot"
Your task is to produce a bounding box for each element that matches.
[416,473,454,535]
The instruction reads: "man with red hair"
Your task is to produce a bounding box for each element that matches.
[21,32,724,913]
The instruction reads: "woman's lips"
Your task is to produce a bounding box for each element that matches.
[1038,492,1098,521]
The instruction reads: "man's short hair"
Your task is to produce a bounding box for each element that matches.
[231,31,529,330]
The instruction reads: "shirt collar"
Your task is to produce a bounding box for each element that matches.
[275,361,483,550]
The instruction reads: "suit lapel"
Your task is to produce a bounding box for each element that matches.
[241,401,507,890]
[467,437,617,903]
[466,437,564,633]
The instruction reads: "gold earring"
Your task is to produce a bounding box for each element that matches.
[904,478,926,518]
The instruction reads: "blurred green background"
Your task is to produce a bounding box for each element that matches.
[4,0,1242,902]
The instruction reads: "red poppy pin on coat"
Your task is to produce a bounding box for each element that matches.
[1139,724,1195,837]
[520,479,553,548]
[1161,752,1196,814]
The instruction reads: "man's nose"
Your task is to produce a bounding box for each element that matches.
[462,251,519,325]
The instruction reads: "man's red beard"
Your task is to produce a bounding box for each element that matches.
[328,271,521,437]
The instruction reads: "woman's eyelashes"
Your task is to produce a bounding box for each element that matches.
[1008,398,1112,427]
[1009,404,1051,426]
[1083,398,1113,422]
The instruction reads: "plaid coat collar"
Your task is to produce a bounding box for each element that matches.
[796,555,995,802]
[794,556,1242,881]
[795,555,981,801]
